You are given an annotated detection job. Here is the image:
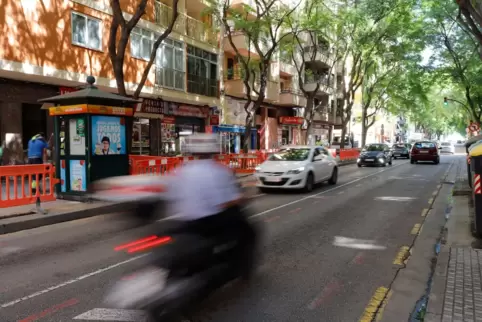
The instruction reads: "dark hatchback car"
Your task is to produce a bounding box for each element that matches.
[357,143,393,167]
[392,143,411,159]
[410,141,440,164]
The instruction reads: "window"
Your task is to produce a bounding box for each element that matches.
[131,27,157,60]
[187,45,218,97]
[155,38,185,90]
[71,12,102,50]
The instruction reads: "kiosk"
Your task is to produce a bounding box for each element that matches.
[38,76,139,200]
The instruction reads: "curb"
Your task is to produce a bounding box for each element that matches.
[425,245,450,321]
[0,203,128,235]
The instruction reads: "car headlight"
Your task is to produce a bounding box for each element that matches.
[287,167,305,174]
[255,166,261,173]
[378,158,385,163]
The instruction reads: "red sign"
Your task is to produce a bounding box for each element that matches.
[59,87,78,95]
[210,115,220,125]
[279,116,304,125]
[162,116,176,124]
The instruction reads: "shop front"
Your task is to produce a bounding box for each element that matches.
[132,99,209,155]
[278,116,304,146]
[215,97,257,152]
[311,123,331,146]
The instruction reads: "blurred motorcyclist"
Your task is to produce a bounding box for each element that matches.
[165,133,257,279]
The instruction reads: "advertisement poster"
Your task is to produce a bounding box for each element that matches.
[91,116,126,155]
[60,160,66,192]
[69,160,87,192]
[69,118,86,155]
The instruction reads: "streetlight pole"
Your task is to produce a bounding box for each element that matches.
[444,96,470,110]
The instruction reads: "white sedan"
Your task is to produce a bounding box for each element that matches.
[440,142,455,154]
[254,145,338,192]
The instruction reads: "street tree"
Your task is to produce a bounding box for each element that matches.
[206,0,299,149]
[455,0,482,52]
[108,0,180,98]
[423,0,482,123]
[336,0,416,148]
[284,0,339,144]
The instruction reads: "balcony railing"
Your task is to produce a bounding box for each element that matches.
[155,67,185,91]
[155,1,217,46]
[304,74,334,87]
[187,74,218,97]
[280,88,303,96]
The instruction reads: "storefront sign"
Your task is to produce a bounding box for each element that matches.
[162,116,176,124]
[49,104,133,116]
[172,105,209,118]
[210,115,220,125]
[139,99,209,118]
[279,116,304,125]
[140,99,164,114]
[59,87,78,95]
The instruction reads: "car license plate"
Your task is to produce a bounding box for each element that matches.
[265,177,282,182]
[365,158,374,161]
[420,151,429,153]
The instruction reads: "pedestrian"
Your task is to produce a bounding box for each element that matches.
[27,132,49,165]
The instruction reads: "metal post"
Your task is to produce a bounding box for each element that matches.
[470,147,482,236]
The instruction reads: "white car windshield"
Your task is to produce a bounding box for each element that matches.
[269,148,311,161]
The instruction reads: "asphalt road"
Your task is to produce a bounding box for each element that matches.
[0,155,458,322]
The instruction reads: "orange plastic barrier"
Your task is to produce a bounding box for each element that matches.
[339,149,360,161]
[0,164,59,208]
[131,158,181,175]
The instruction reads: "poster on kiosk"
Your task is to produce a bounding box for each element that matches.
[91,116,127,156]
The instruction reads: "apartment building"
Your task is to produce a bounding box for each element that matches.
[0,0,222,160]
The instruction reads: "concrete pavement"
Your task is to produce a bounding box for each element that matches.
[0,156,456,321]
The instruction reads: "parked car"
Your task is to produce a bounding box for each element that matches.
[391,143,410,159]
[439,142,455,154]
[254,145,338,192]
[410,141,440,164]
[357,143,393,167]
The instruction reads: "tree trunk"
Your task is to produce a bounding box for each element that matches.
[340,122,347,149]
[303,97,315,144]
[243,111,255,152]
[361,107,367,147]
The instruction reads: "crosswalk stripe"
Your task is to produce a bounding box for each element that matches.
[73,308,148,321]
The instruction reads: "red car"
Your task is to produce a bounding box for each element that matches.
[410,141,440,164]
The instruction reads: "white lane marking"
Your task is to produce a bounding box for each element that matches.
[333,236,386,250]
[0,255,147,308]
[0,161,408,308]
[74,308,148,321]
[374,196,416,201]
[337,191,345,195]
[0,246,23,256]
[355,184,362,187]
[251,161,407,218]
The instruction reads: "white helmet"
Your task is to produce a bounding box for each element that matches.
[184,133,219,154]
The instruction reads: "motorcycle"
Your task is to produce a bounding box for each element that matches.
[104,212,259,321]
[89,175,171,225]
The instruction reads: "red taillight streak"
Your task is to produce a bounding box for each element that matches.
[114,235,158,251]
[127,236,172,253]
[105,185,166,194]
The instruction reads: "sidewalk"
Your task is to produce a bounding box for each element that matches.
[425,165,482,321]
[0,174,259,235]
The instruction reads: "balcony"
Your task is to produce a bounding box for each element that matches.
[279,89,306,107]
[155,1,218,46]
[187,74,218,97]
[279,61,297,76]
[224,31,270,58]
[303,45,334,69]
[336,61,344,74]
[303,75,334,96]
[224,74,278,102]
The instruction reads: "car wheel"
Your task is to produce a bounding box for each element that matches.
[329,167,338,185]
[357,163,362,167]
[434,158,440,165]
[394,157,397,160]
[410,159,415,164]
[304,172,314,192]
